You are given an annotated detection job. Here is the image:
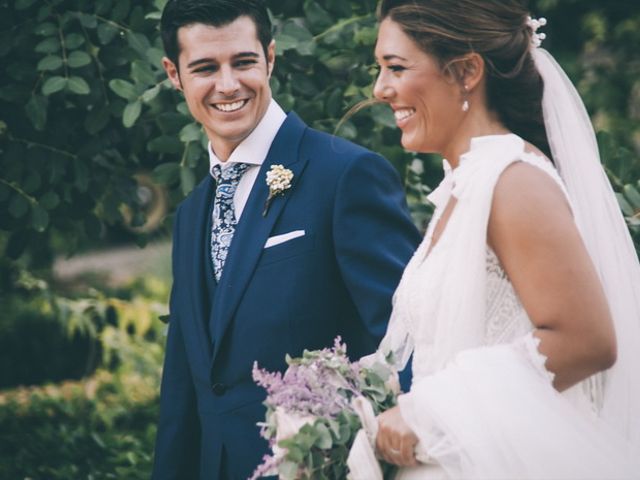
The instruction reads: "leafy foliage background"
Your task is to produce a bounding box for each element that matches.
[1,0,638,266]
[0,0,638,478]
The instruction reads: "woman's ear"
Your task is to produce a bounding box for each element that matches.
[445,53,485,91]
[458,53,485,91]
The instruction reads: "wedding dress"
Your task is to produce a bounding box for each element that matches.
[371,134,639,480]
[348,44,640,479]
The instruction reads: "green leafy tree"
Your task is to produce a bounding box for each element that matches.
[0,0,638,271]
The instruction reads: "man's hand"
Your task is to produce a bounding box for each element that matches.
[375,405,419,467]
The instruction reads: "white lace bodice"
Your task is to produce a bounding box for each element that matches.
[484,247,532,345]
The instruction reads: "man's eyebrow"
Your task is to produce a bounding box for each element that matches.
[187,58,215,69]
[234,51,260,59]
[186,52,260,69]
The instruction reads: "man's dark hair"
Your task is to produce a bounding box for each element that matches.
[160,0,273,68]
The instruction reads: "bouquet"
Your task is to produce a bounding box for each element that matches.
[250,337,399,480]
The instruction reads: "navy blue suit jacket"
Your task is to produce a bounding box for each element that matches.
[152,112,420,479]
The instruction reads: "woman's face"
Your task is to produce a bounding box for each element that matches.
[374,18,461,154]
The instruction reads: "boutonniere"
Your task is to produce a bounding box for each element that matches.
[263,164,293,216]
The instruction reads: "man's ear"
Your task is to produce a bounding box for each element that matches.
[162,56,183,91]
[266,40,276,78]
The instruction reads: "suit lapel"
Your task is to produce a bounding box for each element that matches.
[183,176,215,363]
[210,113,309,363]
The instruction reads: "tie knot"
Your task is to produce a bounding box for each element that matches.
[212,162,251,183]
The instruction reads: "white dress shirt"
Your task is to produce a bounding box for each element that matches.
[208,99,287,219]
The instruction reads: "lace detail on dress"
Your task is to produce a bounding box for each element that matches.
[518,332,556,384]
[484,247,532,345]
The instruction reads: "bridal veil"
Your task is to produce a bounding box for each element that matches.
[533,47,640,449]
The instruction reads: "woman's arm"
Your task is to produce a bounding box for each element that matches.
[488,161,616,391]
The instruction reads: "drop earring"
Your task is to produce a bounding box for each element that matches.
[462,85,470,112]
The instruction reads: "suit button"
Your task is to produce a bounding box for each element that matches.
[211,383,227,396]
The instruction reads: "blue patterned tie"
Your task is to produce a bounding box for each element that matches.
[210,162,250,281]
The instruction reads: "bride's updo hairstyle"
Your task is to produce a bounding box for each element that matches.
[379,0,552,160]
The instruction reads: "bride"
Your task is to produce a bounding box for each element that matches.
[356,0,640,478]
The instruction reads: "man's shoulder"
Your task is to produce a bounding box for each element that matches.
[292,127,390,185]
[300,124,377,160]
[279,111,381,165]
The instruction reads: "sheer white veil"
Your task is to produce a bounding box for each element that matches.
[533,48,640,448]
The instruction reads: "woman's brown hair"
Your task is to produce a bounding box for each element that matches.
[379,0,551,159]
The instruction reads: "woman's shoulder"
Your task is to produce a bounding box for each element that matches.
[464,133,572,235]
[495,136,569,209]
[463,133,567,203]
[453,134,559,201]
[489,153,574,246]
[495,160,566,207]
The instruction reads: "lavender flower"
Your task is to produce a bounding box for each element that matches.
[252,338,361,419]
[248,453,281,480]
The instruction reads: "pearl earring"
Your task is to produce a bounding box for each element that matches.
[462,85,470,112]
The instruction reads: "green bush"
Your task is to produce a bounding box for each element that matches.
[0,371,158,480]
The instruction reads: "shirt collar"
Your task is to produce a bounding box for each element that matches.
[208,99,287,174]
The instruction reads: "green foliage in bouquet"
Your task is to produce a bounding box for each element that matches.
[276,412,363,480]
[252,339,398,479]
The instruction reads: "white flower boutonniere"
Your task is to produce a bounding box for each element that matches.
[263,164,293,216]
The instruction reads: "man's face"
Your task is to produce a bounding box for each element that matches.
[163,16,275,160]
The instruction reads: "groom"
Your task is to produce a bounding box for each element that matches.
[152,1,420,479]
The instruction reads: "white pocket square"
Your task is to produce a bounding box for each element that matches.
[264,230,305,249]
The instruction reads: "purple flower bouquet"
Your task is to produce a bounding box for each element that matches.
[250,338,399,480]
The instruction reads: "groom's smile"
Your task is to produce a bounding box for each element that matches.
[211,99,249,113]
